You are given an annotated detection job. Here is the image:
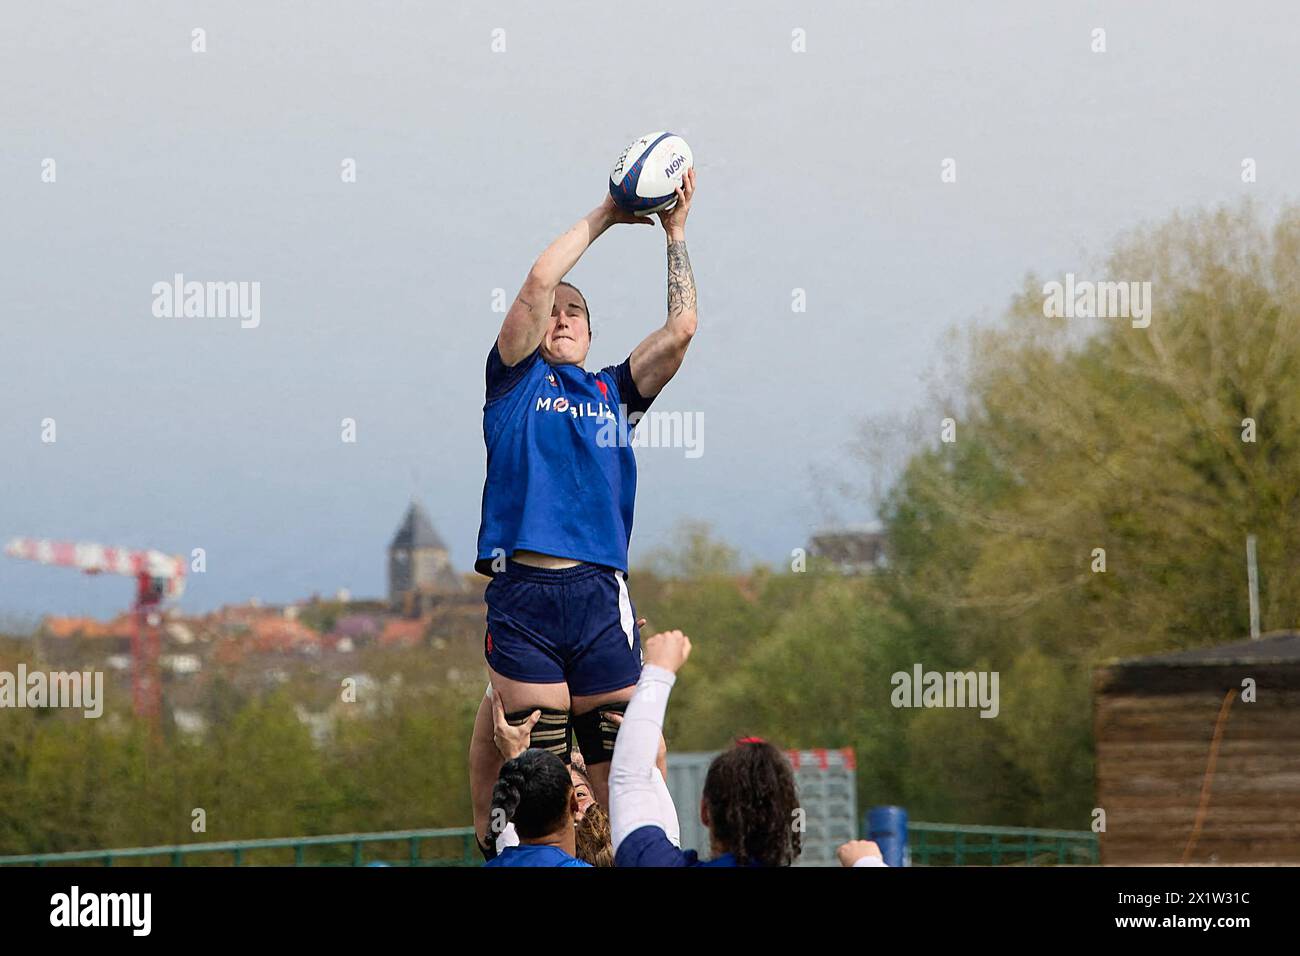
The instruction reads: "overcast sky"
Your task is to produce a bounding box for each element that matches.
[2,1,1295,618]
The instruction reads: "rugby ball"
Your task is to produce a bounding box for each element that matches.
[609,132,693,215]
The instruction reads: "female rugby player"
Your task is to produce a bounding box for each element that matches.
[610,630,887,868]
[469,170,699,855]
[482,749,591,868]
[485,685,676,862]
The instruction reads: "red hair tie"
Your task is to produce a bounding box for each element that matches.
[736,736,766,745]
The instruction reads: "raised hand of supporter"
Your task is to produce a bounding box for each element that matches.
[837,840,885,867]
[643,629,692,674]
[491,688,539,761]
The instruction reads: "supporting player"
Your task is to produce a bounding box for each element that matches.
[468,170,699,855]
[608,632,888,868]
[486,683,679,859]
[483,750,592,868]
[609,630,800,867]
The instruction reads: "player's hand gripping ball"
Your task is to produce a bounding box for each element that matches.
[609,132,694,216]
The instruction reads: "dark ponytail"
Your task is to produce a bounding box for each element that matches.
[483,749,573,857]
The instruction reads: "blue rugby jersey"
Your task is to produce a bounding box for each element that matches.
[476,343,654,575]
[484,844,592,868]
[614,825,745,867]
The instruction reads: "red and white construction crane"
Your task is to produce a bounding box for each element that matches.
[4,537,186,721]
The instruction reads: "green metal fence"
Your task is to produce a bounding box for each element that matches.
[909,822,1099,866]
[0,827,481,868]
[1,821,1098,867]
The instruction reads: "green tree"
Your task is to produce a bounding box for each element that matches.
[874,201,1300,826]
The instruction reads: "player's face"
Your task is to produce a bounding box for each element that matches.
[570,768,595,820]
[541,287,590,366]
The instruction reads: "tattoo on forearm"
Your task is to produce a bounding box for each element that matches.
[666,240,696,320]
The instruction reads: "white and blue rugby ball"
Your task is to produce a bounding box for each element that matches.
[609,132,693,215]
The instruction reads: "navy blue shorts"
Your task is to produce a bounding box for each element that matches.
[484,561,643,697]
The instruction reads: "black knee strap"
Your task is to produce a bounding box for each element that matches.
[572,701,627,766]
[506,707,571,765]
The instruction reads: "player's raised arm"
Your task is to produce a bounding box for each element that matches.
[628,168,698,397]
[497,197,651,366]
[609,629,692,855]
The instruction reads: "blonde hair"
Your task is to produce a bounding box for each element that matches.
[574,801,614,867]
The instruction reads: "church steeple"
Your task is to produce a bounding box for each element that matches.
[388,501,463,610]
[390,501,447,551]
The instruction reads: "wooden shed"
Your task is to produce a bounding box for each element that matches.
[1093,631,1300,864]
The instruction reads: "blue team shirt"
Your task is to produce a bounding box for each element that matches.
[476,343,654,574]
[483,844,592,868]
[614,825,745,868]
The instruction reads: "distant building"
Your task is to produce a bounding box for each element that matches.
[1094,632,1300,864]
[388,501,464,611]
[807,528,887,575]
